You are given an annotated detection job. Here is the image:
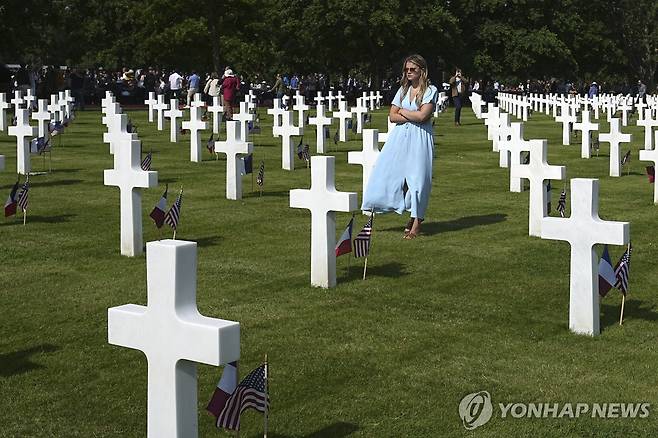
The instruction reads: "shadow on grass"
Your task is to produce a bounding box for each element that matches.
[0,214,74,226]
[601,298,658,331]
[268,421,359,438]
[0,344,60,377]
[338,262,408,283]
[31,179,84,188]
[381,213,507,236]
[243,190,289,199]
[195,235,223,247]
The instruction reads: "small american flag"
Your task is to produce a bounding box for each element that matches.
[216,363,269,431]
[557,189,567,217]
[354,215,373,258]
[141,151,152,171]
[17,179,29,212]
[333,130,339,145]
[546,180,552,213]
[614,244,632,295]
[523,151,530,165]
[302,144,310,162]
[164,188,183,230]
[256,161,264,187]
[621,150,631,166]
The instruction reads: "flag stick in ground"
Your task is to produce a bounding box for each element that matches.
[264,354,268,438]
[619,242,631,325]
[619,294,626,325]
[363,209,374,280]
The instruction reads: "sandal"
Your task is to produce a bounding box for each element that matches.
[403,231,418,240]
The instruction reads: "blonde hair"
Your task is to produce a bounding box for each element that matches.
[399,54,429,107]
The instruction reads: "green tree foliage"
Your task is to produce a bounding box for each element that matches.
[0,0,654,87]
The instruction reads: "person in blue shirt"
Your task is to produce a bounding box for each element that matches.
[361,54,438,239]
[186,71,201,107]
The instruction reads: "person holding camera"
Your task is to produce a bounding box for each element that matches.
[449,68,469,126]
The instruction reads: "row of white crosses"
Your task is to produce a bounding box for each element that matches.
[487,103,632,336]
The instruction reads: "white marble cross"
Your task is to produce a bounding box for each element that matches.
[0,93,9,131]
[181,105,207,163]
[290,156,358,288]
[64,90,75,116]
[293,94,309,128]
[24,88,36,110]
[57,91,68,121]
[637,115,658,150]
[510,139,566,236]
[154,95,168,131]
[164,99,183,142]
[103,134,158,256]
[327,91,335,112]
[314,92,324,107]
[617,101,632,126]
[32,99,51,138]
[332,100,352,142]
[639,133,658,204]
[541,179,629,336]
[599,118,632,177]
[348,129,381,197]
[493,112,511,154]
[499,123,531,192]
[483,104,500,141]
[102,100,121,127]
[555,103,576,145]
[572,110,599,158]
[309,103,333,153]
[103,107,136,155]
[48,94,61,123]
[8,109,37,175]
[108,239,240,438]
[145,92,157,123]
[11,90,24,113]
[191,93,205,109]
[101,91,115,110]
[351,98,369,134]
[267,99,284,136]
[214,121,253,200]
[275,111,303,171]
[208,96,224,134]
[233,101,255,142]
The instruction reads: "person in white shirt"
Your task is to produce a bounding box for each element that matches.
[168,70,183,102]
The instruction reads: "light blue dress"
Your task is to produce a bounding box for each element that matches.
[361,85,437,219]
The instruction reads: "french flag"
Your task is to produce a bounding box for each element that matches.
[4,181,19,217]
[335,217,354,257]
[149,185,168,228]
[598,245,616,297]
[206,361,238,418]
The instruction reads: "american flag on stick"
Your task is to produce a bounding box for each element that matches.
[354,215,373,258]
[17,178,29,212]
[256,161,265,188]
[207,133,215,154]
[215,363,269,431]
[614,244,632,296]
[621,150,631,166]
[164,187,183,236]
[141,151,152,171]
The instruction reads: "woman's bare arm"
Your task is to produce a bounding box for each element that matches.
[389,104,407,123]
[399,102,435,123]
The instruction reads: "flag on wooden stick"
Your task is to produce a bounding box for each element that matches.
[164,187,183,231]
[354,215,373,258]
[215,363,269,431]
[4,180,19,217]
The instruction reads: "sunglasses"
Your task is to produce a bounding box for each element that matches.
[405,67,419,72]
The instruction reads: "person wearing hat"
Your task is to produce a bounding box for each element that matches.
[221,69,240,120]
[588,81,599,99]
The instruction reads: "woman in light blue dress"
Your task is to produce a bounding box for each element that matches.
[361,54,437,239]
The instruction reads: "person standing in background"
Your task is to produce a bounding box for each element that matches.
[186,70,200,107]
[449,68,468,126]
[221,69,240,120]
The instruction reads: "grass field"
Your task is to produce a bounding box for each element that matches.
[0,101,657,437]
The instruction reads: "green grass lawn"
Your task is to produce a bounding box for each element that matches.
[0,102,657,437]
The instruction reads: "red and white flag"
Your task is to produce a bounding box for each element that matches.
[335,217,353,257]
[206,361,238,418]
